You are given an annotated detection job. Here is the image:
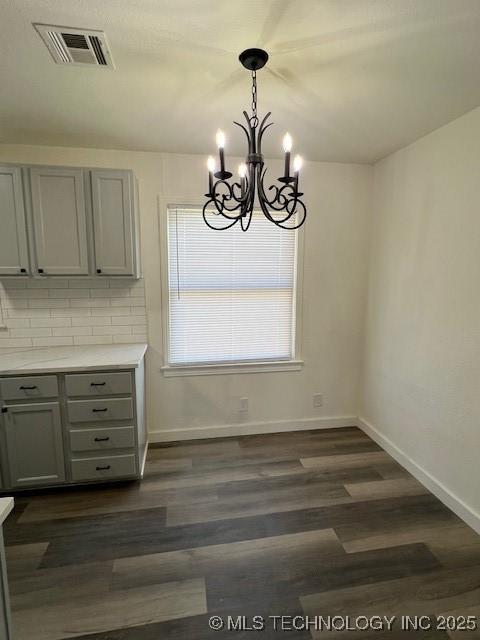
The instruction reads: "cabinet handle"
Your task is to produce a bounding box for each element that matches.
[1,408,7,414]
[96,465,111,471]
[20,385,38,390]
[92,408,108,412]
[97,268,102,274]
[94,436,110,442]
[20,268,27,273]
[90,382,106,386]
[37,268,44,274]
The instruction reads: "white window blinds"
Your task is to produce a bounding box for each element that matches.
[167,207,298,365]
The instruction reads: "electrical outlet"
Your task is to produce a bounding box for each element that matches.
[313,393,323,408]
[239,397,249,412]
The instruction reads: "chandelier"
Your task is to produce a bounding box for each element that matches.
[204,48,306,232]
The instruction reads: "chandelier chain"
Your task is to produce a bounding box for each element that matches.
[250,70,258,128]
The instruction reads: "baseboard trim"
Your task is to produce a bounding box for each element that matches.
[358,416,480,535]
[149,415,357,443]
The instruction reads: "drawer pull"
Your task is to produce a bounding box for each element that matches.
[90,382,106,387]
[94,436,110,442]
[92,408,108,412]
[20,385,38,390]
[96,465,111,471]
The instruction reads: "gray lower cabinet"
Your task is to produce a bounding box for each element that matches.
[0,361,146,491]
[3,402,65,488]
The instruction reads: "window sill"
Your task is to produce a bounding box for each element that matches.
[161,359,304,377]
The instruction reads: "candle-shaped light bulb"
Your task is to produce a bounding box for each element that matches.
[216,129,226,173]
[293,154,302,192]
[207,156,215,194]
[216,129,225,149]
[293,155,303,173]
[282,133,292,179]
[282,133,293,153]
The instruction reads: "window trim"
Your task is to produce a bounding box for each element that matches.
[159,201,305,377]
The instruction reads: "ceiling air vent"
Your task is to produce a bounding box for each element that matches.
[33,24,114,69]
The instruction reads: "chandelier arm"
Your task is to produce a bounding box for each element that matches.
[202,200,241,230]
[257,122,273,156]
[211,179,243,215]
[257,167,306,228]
[233,120,250,141]
[241,170,255,231]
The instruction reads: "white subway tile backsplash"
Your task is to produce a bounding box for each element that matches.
[32,337,74,347]
[31,317,71,328]
[2,280,27,289]
[68,279,106,288]
[0,337,33,347]
[113,334,147,344]
[27,279,67,288]
[49,288,90,298]
[112,297,145,307]
[91,307,130,316]
[7,289,49,298]
[93,325,131,335]
[90,288,131,298]
[70,298,111,308]
[74,335,113,345]
[112,316,147,326]
[28,299,69,308]
[130,288,145,297]
[10,328,52,338]
[53,326,92,337]
[72,316,111,326]
[0,278,147,348]
[51,308,91,317]
[132,325,148,334]
[4,318,30,328]
[3,299,29,309]
[7,308,50,318]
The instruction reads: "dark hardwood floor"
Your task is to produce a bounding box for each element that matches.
[4,427,480,639]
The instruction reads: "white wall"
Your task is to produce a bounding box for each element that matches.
[0,144,372,439]
[361,106,480,528]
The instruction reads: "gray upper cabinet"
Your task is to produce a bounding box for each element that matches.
[0,164,140,279]
[91,169,138,277]
[30,167,89,275]
[0,166,30,276]
[4,402,65,488]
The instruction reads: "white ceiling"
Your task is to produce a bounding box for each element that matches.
[2,0,480,163]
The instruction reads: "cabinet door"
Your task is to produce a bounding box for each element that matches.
[4,402,65,487]
[30,167,89,275]
[0,166,29,276]
[91,170,135,276]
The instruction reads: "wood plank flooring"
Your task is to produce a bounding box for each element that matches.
[4,427,480,639]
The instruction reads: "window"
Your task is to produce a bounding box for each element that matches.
[162,206,303,375]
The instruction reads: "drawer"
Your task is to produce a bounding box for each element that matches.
[67,397,133,423]
[65,372,132,397]
[71,454,136,482]
[0,375,58,401]
[70,426,136,452]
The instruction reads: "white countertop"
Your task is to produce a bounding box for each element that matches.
[0,344,147,375]
[0,498,14,525]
